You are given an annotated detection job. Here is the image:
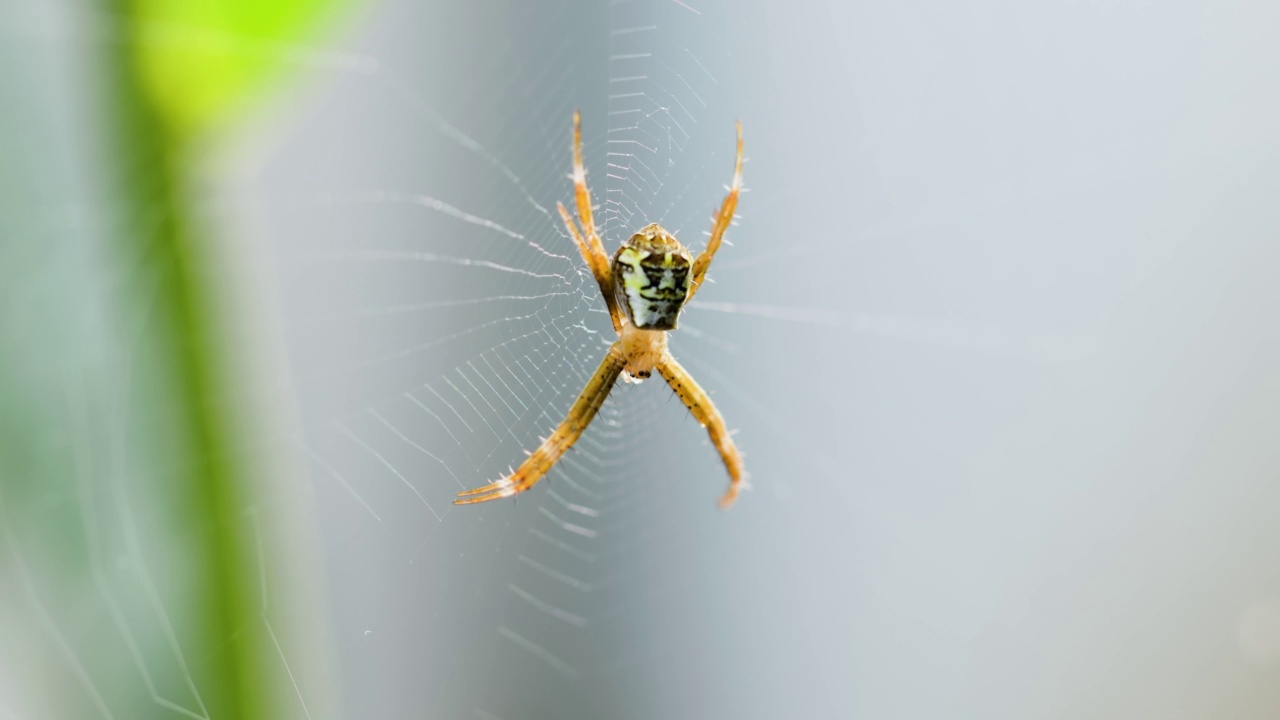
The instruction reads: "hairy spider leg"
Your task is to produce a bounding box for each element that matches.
[571,111,609,263]
[454,343,626,505]
[656,353,744,509]
[565,110,623,334]
[689,121,744,301]
[558,202,622,333]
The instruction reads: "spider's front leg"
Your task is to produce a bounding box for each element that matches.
[455,343,626,505]
[558,110,623,334]
[689,121,744,301]
[656,353,745,509]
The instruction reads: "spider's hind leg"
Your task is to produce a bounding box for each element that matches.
[564,111,624,334]
[689,121,744,301]
[558,201,622,333]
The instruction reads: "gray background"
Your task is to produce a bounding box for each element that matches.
[6,0,1280,718]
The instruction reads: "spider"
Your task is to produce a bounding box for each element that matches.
[455,111,745,509]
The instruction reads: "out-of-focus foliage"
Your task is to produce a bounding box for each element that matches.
[1,1,358,718]
[130,0,357,138]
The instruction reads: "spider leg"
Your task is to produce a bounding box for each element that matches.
[558,202,622,334]
[656,353,745,509]
[571,111,611,268]
[565,110,624,335]
[455,342,626,505]
[689,121,743,301]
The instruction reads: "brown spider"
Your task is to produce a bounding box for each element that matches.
[455,111,745,508]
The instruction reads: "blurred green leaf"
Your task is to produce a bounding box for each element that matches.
[130,0,359,137]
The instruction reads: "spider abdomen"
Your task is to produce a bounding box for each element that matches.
[612,223,692,330]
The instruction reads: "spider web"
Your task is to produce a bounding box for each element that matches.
[1,1,764,718]
[9,1,1280,719]
[255,3,751,715]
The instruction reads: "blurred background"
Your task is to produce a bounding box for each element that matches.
[3,1,1280,718]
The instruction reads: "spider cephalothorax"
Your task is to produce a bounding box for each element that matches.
[455,111,745,509]
[612,223,693,331]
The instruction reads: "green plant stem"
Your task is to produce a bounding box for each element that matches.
[106,14,269,719]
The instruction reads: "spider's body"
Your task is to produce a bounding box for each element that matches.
[613,223,693,331]
[618,322,668,381]
[455,112,745,509]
